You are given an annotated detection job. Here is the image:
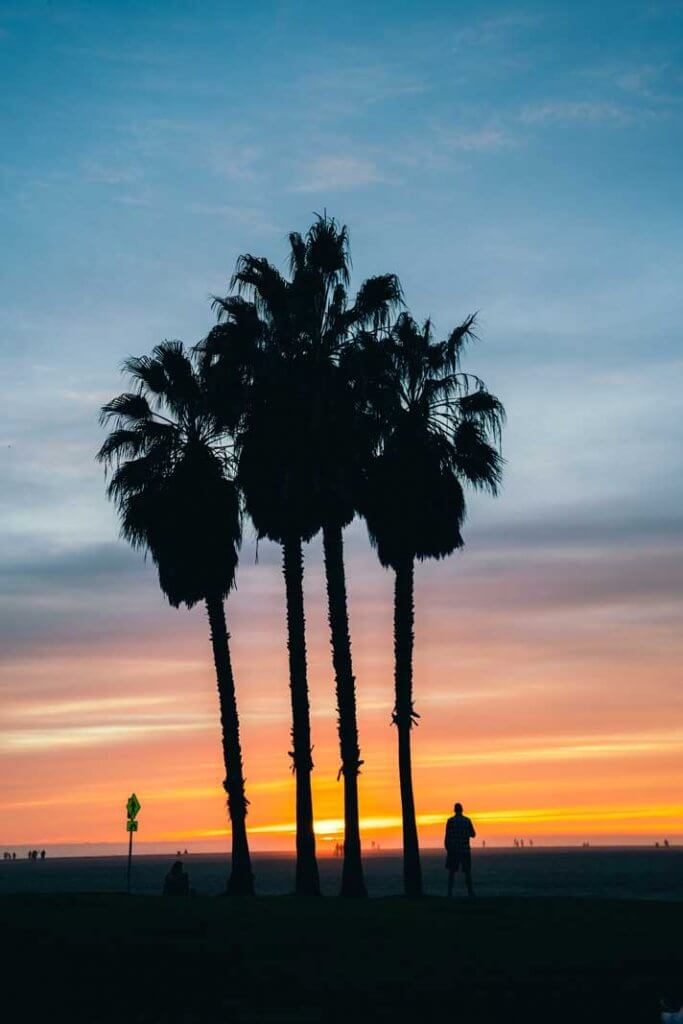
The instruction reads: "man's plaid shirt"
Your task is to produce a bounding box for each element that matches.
[445,814,476,852]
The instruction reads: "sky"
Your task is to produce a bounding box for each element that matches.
[1,0,682,855]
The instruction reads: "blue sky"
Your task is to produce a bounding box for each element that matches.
[2,0,682,552]
[1,1,682,847]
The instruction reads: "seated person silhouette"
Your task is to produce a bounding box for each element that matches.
[445,802,476,897]
[163,860,190,896]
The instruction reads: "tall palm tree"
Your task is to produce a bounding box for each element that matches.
[288,216,402,897]
[356,313,505,897]
[204,215,401,897]
[97,341,254,896]
[202,279,324,896]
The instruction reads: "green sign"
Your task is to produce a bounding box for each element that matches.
[126,793,141,819]
[126,820,138,832]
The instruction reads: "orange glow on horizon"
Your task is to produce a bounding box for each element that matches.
[2,534,682,853]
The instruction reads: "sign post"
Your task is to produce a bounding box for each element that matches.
[125,793,141,893]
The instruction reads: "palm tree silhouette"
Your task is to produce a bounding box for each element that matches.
[204,215,401,897]
[288,216,402,897]
[97,341,254,895]
[204,274,324,896]
[356,313,505,896]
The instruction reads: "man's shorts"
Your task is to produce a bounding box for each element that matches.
[446,850,471,872]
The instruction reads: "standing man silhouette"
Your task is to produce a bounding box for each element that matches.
[445,802,476,897]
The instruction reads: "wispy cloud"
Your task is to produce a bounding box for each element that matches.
[0,720,211,753]
[291,155,392,192]
[452,12,542,51]
[418,729,683,768]
[83,162,143,187]
[437,126,516,152]
[520,100,631,124]
[294,61,426,116]
[579,61,682,106]
[607,63,669,97]
[112,195,151,208]
[57,44,167,67]
[207,144,263,182]
[13,695,175,719]
[0,692,213,752]
[186,202,277,234]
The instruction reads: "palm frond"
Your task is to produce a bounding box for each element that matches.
[121,354,168,395]
[457,388,506,444]
[99,392,152,427]
[443,314,478,371]
[306,213,351,285]
[349,274,403,329]
[231,255,289,321]
[152,341,201,411]
[451,419,503,493]
[288,232,307,276]
[96,428,147,465]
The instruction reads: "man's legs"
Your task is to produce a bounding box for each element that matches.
[464,864,474,896]
[447,868,455,897]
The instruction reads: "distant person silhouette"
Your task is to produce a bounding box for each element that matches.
[445,802,476,897]
[40,850,45,860]
[163,860,190,897]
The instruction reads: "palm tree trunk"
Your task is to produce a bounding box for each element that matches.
[205,594,255,896]
[393,556,423,897]
[322,521,367,898]
[282,535,320,896]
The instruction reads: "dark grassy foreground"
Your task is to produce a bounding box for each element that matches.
[2,894,681,1023]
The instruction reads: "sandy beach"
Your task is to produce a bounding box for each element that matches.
[2,846,680,900]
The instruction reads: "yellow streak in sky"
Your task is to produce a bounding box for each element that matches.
[417,730,683,767]
[158,803,683,842]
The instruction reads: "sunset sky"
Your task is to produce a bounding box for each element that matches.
[1,0,682,854]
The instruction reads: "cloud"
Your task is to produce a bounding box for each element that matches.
[13,695,184,718]
[0,542,143,594]
[520,100,631,124]
[468,510,683,553]
[0,718,212,754]
[291,155,391,192]
[112,195,151,208]
[207,144,263,183]
[608,64,667,97]
[186,203,277,234]
[83,162,142,187]
[438,127,515,152]
[418,728,683,768]
[294,62,426,115]
[0,532,283,662]
[452,13,541,51]
[57,44,167,67]
[578,61,682,108]
[0,685,215,755]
